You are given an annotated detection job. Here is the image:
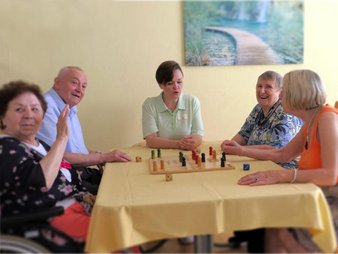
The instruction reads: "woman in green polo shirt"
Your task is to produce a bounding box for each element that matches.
[142,60,204,151]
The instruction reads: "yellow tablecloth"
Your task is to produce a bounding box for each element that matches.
[85,141,336,253]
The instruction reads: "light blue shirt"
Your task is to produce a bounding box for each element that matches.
[36,88,89,154]
[142,93,204,139]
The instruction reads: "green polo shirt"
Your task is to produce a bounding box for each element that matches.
[142,93,204,139]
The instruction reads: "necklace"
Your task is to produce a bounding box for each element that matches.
[258,100,281,126]
[305,106,321,150]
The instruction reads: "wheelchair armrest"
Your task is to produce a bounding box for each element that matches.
[1,206,64,229]
[97,163,104,174]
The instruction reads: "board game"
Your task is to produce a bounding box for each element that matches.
[149,149,235,175]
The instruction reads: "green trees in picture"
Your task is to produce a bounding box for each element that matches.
[184,0,303,66]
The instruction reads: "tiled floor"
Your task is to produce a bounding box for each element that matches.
[140,232,248,253]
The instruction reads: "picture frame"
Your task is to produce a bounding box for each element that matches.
[184,0,304,66]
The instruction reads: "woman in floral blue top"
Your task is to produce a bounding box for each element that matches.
[0,81,94,250]
[220,71,302,252]
[222,71,302,169]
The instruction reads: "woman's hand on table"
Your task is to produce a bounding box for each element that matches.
[238,171,286,186]
[178,136,198,151]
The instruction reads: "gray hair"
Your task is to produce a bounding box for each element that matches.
[258,70,283,90]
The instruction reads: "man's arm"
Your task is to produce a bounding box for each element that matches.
[64,150,131,167]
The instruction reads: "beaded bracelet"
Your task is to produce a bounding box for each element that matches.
[290,168,298,183]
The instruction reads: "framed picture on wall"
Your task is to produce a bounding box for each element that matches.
[184,0,304,66]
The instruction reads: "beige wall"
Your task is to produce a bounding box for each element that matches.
[1,0,337,151]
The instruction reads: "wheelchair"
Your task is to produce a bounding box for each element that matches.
[0,206,84,253]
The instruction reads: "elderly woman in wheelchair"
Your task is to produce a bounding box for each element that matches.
[0,81,95,252]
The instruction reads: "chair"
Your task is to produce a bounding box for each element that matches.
[335,101,338,109]
[0,206,83,253]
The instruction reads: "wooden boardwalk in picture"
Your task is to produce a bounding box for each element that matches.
[205,26,281,65]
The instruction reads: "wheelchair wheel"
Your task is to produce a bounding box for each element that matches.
[0,235,51,253]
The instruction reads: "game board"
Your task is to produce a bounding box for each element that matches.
[149,153,235,175]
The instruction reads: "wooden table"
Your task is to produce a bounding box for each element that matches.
[85,141,336,253]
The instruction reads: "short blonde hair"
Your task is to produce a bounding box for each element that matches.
[283,70,326,110]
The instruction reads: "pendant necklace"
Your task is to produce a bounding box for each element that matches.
[305,106,321,150]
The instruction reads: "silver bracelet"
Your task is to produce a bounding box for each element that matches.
[290,168,298,183]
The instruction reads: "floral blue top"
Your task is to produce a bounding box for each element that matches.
[239,101,303,169]
[0,137,88,217]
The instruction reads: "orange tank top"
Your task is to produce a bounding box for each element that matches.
[298,105,338,170]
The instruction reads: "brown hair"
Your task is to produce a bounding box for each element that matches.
[0,80,47,129]
[155,60,183,85]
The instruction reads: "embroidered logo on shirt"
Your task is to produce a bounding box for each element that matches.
[177,112,188,120]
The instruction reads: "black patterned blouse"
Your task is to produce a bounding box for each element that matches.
[0,136,86,217]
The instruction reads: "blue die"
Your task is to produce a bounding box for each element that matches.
[243,163,250,171]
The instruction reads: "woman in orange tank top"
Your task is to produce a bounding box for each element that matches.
[222,70,338,252]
